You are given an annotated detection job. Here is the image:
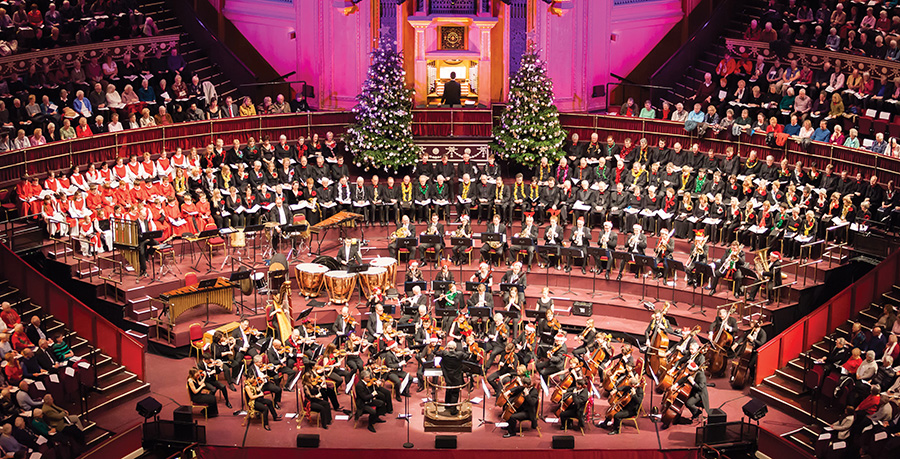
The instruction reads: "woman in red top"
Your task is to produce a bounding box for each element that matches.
[10,324,32,352]
[4,352,22,386]
[75,117,93,138]
[841,347,863,375]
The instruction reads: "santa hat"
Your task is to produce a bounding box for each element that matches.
[410,260,419,268]
[479,262,489,270]
[512,261,523,269]
[687,361,699,372]
[770,251,782,261]
[577,216,585,224]
[694,229,705,239]
[555,331,567,341]
[440,259,451,269]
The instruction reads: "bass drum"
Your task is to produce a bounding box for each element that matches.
[313,255,341,271]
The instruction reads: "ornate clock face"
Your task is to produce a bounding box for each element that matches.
[441,26,465,50]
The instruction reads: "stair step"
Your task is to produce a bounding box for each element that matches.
[763,373,804,396]
[775,365,805,385]
[82,380,151,415]
[97,370,138,393]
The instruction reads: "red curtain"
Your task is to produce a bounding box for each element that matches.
[162,123,213,152]
[70,136,117,166]
[116,127,165,158]
[0,150,25,182]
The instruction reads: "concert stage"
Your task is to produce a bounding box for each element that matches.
[37,220,835,354]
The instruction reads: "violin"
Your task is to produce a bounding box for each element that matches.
[342,313,356,327]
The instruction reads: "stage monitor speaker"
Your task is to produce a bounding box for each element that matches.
[552,435,575,449]
[742,399,768,421]
[297,434,320,448]
[704,408,727,444]
[173,406,193,425]
[435,435,457,449]
[572,301,593,316]
[136,396,162,419]
[592,85,606,98]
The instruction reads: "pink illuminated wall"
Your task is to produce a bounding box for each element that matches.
[217,0,689,112]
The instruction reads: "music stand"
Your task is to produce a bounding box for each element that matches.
[611,251,631,301]
[468,306,491,319]
[398,236,418,261]
[691,263,714,316]
[450,236,472,279]
[559,247,582,294]
[193,228,221,272]
[586,247,604,298]
[496,309,520,327]
[480,233,504,267]
[510,237,535,266]
[739,266,758,300]
[537,245,559,286]
[142,230,164,284]
[465,281,489,293]
[633,255,654,302]
[243,224,265,266]
[667,260,685,306]
[295,306,314,323]
[404,281,426,294]
[432,280,452,294]
[197,277,219,325]
[419,234,444,272]
[229,269,252,317]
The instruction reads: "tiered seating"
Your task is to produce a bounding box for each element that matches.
[749,284,898,454]
[0,278,149,450]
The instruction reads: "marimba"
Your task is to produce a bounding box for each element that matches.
[159,277,234,323]
[310,211,364,254]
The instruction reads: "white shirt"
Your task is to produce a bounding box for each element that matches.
[107,121,123,132]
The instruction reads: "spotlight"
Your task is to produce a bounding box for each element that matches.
[136,396,162,420]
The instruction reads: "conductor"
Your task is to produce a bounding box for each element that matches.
[436,341,466,416]
[441,72,462,107]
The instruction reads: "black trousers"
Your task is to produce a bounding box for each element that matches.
[190,393,218,417]
[611,407,639,429]
[560,405,583,428]
[253,397,277,425]
[261,381,282,403]
[506,410,535,434]
[204,379,229,405]
[307,395,333,425]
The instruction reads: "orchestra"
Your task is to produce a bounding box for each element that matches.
[27,135,883,440]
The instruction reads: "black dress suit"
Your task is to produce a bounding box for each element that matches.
[441,79,462,106]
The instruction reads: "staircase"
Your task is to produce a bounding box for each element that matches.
[664,0,767,103]
[136,1,240,101]
[748,284,898,454]
[0,279,150,448]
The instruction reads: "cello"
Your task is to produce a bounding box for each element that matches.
[656,343,708,394]
[665,326,701,368]
[705,304,737,377]
[660,362,706,428]
[646,302,672,378]
[606,373,643,417]
[551,362,585,404]
[729,322,760,389]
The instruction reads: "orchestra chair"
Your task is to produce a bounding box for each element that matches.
[290,214,310,253]
[205,223,226,259]
[620,404,644,433]
[185,271,199,286]
[186,383,208,420]
[514,248,532,268]
[242,388,262,427]
[298,387,321,429]
[461,245,474,265]
[562,397,592,436]
[398,246,411,264]
[189,323,205,362]
[424,246,442,265]
[483,245,503,267]
[0,189,16,222]
[349,384,363,429]
[156,244,179,277]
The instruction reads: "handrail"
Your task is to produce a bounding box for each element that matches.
[0,242,145,380]
[754,246,900,385]
[0,34,180,77]
[4,112,900,188]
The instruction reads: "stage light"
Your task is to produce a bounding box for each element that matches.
[742,399,768,421]
[136,396,162,420]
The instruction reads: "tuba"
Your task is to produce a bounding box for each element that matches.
[754,247,770,278]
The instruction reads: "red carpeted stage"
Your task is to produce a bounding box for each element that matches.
[40,217,829,457]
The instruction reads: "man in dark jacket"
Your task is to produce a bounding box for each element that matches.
[441,72,462,107]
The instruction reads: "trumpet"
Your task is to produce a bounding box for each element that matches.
[719,244,744,275]
[452,225,469,238]
[687,236,708,269]
[655,233,670,256]
[628,233,639,250]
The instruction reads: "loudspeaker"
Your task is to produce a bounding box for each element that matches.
[297,434,320,448]
[552,435,575,449]
[592,85,606,98]
[572,301,593,317]
[703,408,727,443]
[742,399,768,421]
[136,396,162,419]
[435,435,457,449]
[173,405,193,425]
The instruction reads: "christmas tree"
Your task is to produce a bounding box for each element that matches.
[493,41,566,167]
[346,37,418,171]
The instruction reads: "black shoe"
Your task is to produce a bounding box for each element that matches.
[605,272,610,280]
[323,423,329,430]
[608,429,620,435]
[264,424,271,431]
[273,415,283,422]
[503,432,514,438]
[565,266,571,273]
[582,267,587,274]
[225,401,232,409]
[274,403,281,410]
[374,417,386,424]
[368,424,377,432]
[228,384,236,392]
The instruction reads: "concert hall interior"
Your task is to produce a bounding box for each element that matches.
[2,1,900,459]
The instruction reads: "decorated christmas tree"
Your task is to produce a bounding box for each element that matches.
[346,37,418,171]
[492,41,566,167]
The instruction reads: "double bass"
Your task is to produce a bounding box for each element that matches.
[705,304,737,377]
[729,323,761,389]
[665,326,701,368]
[646,302,672,378]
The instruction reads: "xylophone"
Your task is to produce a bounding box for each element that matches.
[159,277,235,323]
[310,211,364,254]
